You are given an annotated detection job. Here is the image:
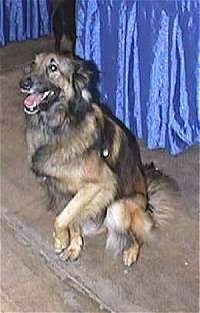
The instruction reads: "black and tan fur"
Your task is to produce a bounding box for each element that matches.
[20,53,179,266]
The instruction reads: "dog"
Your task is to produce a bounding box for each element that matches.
[19,52,180,266]
[52,0,76,53]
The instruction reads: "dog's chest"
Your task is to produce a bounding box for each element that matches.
[26,121,53,159]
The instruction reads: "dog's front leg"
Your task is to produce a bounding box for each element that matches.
[53,181,117,260]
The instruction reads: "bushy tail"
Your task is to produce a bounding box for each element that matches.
[105,162,180,256]
[144,162,181,227]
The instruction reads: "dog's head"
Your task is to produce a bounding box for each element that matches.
[20,53,92,118]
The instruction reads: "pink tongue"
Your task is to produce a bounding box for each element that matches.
[24,94,43,107]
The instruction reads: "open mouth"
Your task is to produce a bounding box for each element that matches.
[21,89,51,115]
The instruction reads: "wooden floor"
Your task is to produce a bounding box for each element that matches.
[0,38,199,312]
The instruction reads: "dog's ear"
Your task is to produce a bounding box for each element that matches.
[69,60,92,121]
[71,73,90,121]
[73,59,92,90]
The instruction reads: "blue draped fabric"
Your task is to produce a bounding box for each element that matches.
[0,0,51,47]
[76,0,200,155]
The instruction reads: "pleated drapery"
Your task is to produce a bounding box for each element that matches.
[0,0,51,47]
[0,0,199,154]
[76,0,200,155]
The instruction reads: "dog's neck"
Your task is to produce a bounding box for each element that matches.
[26,106,102,163]
[58,110,101,161]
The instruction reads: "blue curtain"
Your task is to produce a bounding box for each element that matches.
[0,0,51,47]
[76,0,200,155]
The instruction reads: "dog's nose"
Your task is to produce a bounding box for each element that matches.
[20,76,32,90]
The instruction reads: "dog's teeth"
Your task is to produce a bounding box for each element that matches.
[42,90,50,100]
[21,89,28,93]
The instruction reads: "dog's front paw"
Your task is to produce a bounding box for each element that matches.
[53,227,70,254]
[59,236,83,262]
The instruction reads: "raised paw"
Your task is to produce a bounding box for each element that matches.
[60,236,83,262]
[123,245,140,267]
[53,227,69,254]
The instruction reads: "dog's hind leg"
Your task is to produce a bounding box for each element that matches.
[105,194,153,266]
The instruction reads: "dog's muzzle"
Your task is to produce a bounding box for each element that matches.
[20,76,56,115]
[23,91,51,115]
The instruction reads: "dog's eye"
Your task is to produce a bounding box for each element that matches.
[49,64,58,73]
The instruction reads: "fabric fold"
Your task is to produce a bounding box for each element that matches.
[76,0,200,154]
